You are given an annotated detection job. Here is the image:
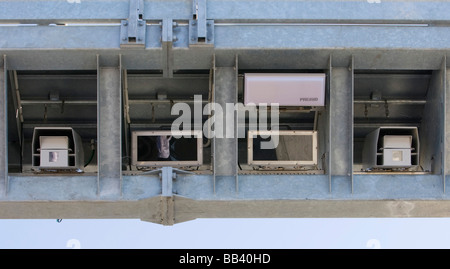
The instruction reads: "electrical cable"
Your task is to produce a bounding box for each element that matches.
[84,149,95,167]
[84,139,96,167]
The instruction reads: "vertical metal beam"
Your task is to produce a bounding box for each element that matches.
[350,56,354,192]
[445,57,450,192]
[0,55,7,197]
[234,55,238,192]
[211,55,216,193]
[213,57,238,192]
[161,167,174,197]
[97,55,122,198]
[122,69,131,170]
[443,56,447,192]
[442,57,450,192]
[162,18,174,78]
[330,58,354,193]
[326,55,332,193]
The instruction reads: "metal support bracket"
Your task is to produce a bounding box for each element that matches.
[189,0,214,47]
[142,166,193,197]
[120,0,146,48]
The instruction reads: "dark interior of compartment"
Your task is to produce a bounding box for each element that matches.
[252,136,277,161]
[353,70,431,165]
[7,70,98,172]
[137,135,199,162]
[137,136,159,162]
[252,134,314,161]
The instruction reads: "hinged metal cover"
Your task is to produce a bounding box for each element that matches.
[244,73,326,106]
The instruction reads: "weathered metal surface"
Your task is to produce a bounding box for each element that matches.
[97,60,122,198]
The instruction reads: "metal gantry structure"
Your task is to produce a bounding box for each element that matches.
[2,0,450,225]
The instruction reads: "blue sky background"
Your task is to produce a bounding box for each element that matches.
[2,217,450,249]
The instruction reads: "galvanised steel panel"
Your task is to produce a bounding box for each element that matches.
[213,24,450,50]
[0,50,446,72]
[207,0,450,22]
[2,1,450,22]
[0,0,129,21]
[2,173,449,202]
[1,25,450,50]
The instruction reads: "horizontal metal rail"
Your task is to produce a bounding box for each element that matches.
[354,99,427,105]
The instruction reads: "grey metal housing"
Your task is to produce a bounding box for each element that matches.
[31,127,85,172]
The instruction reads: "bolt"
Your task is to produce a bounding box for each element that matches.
[123,21,128,26]
[192,21,196,26]
[138,21,144,26]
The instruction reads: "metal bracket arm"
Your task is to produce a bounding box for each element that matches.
[189,0,214,47]
[120,0,146,48]
[142,166,193,197]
